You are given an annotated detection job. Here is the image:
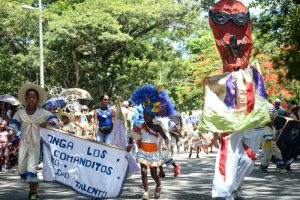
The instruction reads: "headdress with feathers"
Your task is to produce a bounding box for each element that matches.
[131,84,175,117]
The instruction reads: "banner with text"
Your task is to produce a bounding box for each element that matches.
[40,128,128,198]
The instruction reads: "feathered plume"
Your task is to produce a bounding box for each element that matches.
[131,84,175,117]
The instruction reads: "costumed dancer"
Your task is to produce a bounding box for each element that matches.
[200,1,271,199]
[260,102,277,172]
[154,116,181,177]
[259,126,275,172]
[130,84,174,200]
[8,83,59,200]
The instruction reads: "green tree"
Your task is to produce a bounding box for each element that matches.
[183,19,222,110]
[0,0,205,110]
[251,0,300,80]
[0,1,39,95]
[42,0,204,107]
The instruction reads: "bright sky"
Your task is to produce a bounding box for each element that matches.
[243,0,252,5]
[204,0,262,16]
[242,0,263,15]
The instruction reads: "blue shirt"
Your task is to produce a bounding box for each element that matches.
[97,107,113,127]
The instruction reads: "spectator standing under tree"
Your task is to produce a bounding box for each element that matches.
[169,107,183,156]
[93,95,114,143]
[86,111,95,139]
[0,120,10,172]
[74,112,87,137]
[288,105,299,120]
[60,112,75,134]
[81,105,89,123]
[273,99,286,116]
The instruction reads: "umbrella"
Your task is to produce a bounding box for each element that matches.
[42,97,66,111]
[0,94,20,106]
[60,88,93,100]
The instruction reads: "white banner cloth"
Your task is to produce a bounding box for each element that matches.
[40,128,128,198]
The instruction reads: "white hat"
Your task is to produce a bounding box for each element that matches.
[81,105,89,110]
[74,111,82,116]
[18,82,47,107]
[60,112,75,122]
[122,101,129,106]
[88,111,94,116]
[274,98,281,103]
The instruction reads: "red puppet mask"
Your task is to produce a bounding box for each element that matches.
[209,0,252,72]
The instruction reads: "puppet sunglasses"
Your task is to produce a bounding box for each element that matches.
[209,10,250,26]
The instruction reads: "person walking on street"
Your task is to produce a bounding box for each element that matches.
[169,107,183,156]
[8,83,59,200]
[131,84,175,200]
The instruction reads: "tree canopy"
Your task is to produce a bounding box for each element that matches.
[0,0,299,111]
[251,0,300,80]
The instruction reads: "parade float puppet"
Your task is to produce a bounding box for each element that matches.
[200,0,272,199]
[200,0,271,133]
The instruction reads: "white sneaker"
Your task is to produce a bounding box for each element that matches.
[37,163,43,170]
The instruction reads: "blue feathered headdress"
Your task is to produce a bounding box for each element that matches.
[131,84,175,117]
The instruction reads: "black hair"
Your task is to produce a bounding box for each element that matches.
[100,95,109,100]
[26,89,39,99]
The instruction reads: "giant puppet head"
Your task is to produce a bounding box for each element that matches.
[209,0,252,72]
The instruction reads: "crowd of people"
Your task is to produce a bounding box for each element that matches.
[0,81,298,200]
[0,90,299,172]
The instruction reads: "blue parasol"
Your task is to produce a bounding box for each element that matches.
[42,97,66,111]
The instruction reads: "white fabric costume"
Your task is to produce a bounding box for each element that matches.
[212,128,265,198]
[9,107,58,182]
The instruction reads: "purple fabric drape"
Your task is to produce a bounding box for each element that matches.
[224,74,236,109]
[252,66,268,99]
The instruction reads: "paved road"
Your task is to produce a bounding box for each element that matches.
[1,151,300,200]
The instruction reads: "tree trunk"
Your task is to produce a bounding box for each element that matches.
[72,50,80,87]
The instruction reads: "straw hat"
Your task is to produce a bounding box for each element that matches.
[60,112,75,122]
[18,82,47,107]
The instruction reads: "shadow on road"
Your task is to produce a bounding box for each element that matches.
[0,151,299,200]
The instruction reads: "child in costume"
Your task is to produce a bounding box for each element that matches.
[60,112,75,134]
[131,84,174,200]
[154,116,181,177]
[8,83,59,200]
[188,123,201,158]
